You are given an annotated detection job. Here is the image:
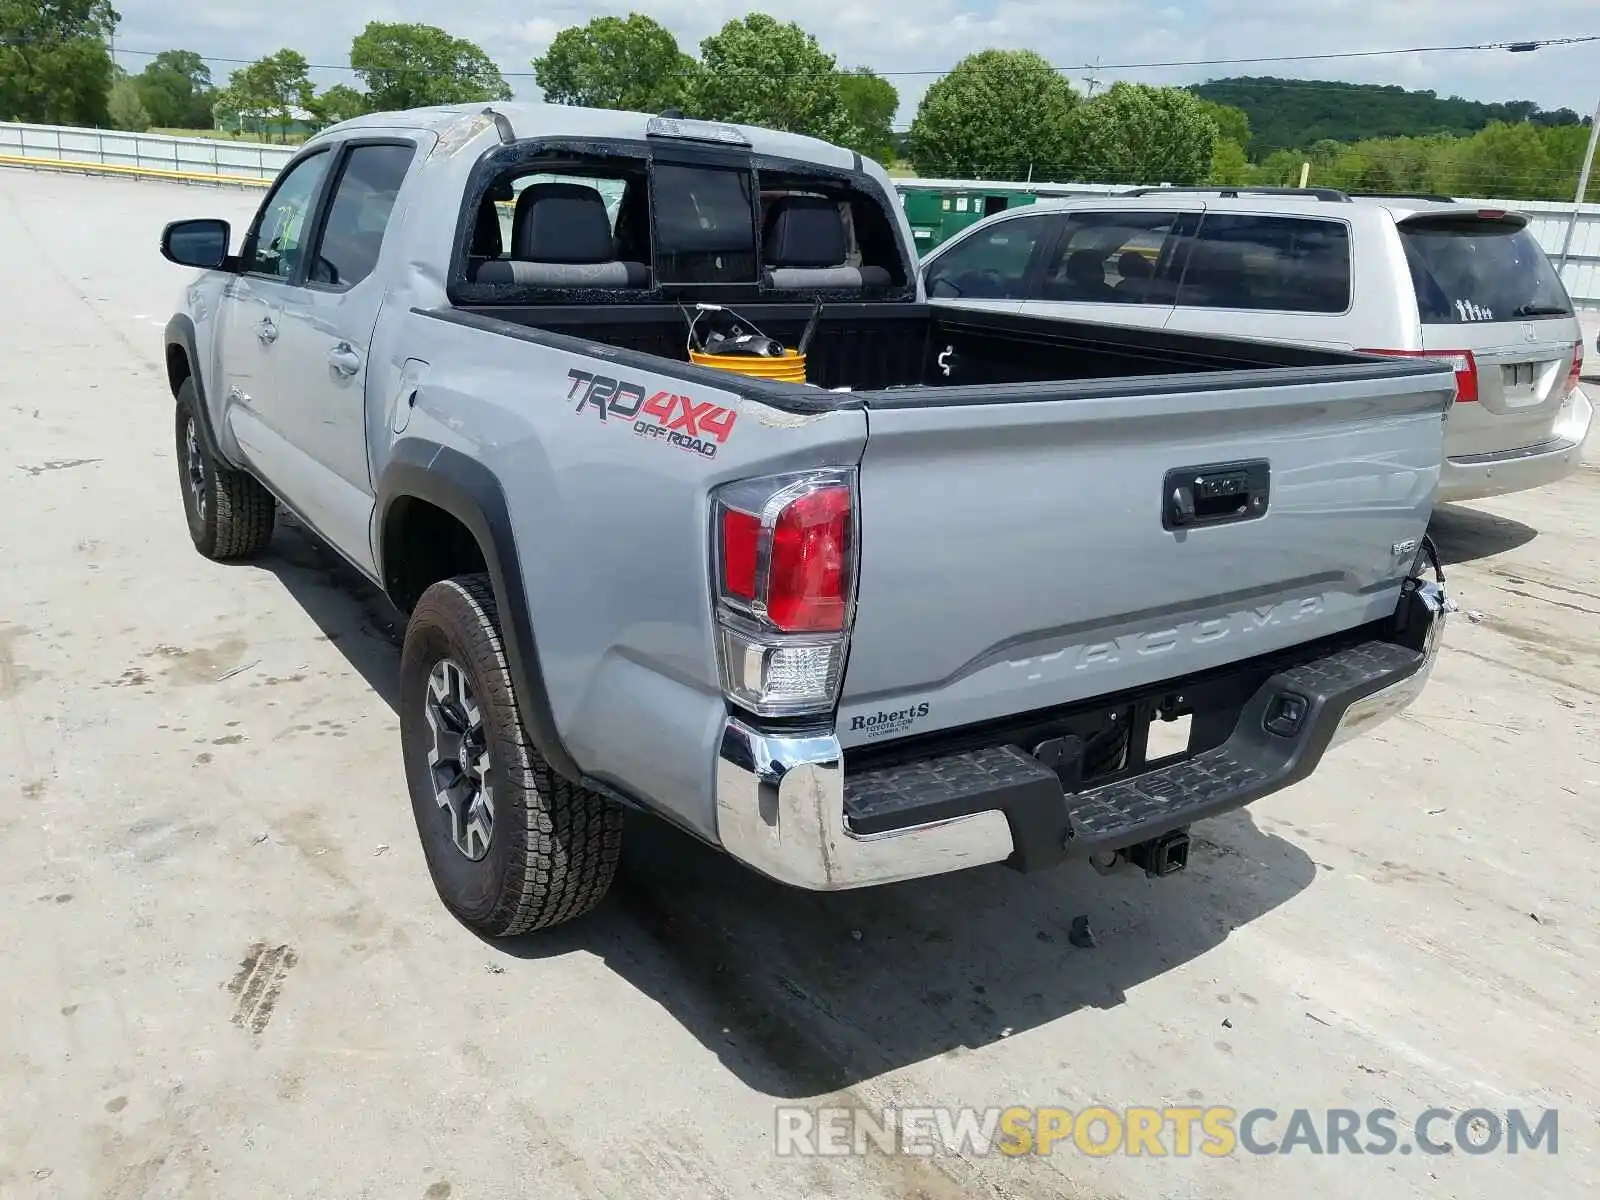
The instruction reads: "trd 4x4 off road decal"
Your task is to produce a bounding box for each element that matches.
[566,369,738,459]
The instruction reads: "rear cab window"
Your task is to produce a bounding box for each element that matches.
[652,163,758,284]
[452,136,911,303]
[1173,213,1352,314]
[1398,214,1573,325]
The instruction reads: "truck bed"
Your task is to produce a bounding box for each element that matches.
[416,297,1452,795]
[447,301,1409,400]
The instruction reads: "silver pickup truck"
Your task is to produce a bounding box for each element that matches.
[159,104,1452,937]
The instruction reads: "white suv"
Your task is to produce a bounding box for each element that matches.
[921,187,1591,503]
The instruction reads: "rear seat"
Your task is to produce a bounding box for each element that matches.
[472,182,649,289]
[761,195,890,290]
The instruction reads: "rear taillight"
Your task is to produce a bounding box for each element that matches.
[1567,340,1584,396]
[712,470,857,717]
[1359,348,1478,403]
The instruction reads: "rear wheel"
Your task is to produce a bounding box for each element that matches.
[174,378,275,560]
[399,574,623,936]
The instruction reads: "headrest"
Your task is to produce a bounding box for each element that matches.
[763,195,847,269]
[1065,249,1106,285]
[511,183,613,264]
[1117,250,1152,280]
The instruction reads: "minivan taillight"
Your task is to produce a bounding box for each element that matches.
[712,470,857,717]
[1359,348,1478,403]
[1567,340,1584,396]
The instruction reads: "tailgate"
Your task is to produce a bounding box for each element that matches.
[835,366,1453,747]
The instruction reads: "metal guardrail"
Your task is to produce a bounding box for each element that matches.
[0,120,291,186]
[1,120,1595,308]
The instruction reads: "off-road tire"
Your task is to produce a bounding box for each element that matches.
[400,573,624,936]
[175,379,275,560]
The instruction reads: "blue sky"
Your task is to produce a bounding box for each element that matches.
[112,0,1599,126]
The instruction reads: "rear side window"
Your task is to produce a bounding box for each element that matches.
[652,164,756,284]
[924,217,1048,300]
[1176,214,1351,314]
[309,143,415,290]
[1399,216,1573,324]
[1036,211,1181,305]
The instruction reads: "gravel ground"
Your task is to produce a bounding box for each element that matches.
[2,167,1597,1200]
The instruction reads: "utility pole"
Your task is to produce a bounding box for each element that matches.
[1555,97,1600,276]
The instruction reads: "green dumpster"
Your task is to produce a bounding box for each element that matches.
[895,184,1041,254]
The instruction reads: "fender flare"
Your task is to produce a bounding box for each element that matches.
[164,313,230,464]
[375,439,581,783]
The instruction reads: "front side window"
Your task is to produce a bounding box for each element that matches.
[1035,211,1181,305]
[924,217,1048,300]
[1175,214,1352,314]
[245,149,333,279]
[309,143,416,290]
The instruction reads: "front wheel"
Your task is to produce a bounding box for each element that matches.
[399,574,623,936]
[174,379,275,560]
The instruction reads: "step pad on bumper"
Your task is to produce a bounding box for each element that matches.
[842,638,1424,870]
[845,746,1058,838]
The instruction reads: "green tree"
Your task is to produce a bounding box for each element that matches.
[350,21,511,112]
[1209,138,1251,185]
[1252,147,1306,186]
[107,73,148,130]
[1067,82,1215,185]
[308,83,369,126]
[837,68,898,163]
[0,0,119,126]
[1308,138,1343,167]
[1448,120,1551,199]
[216,49,312,142]
[135,49,213,127]
[1192,76,1580,156]
[908,50,1079,180]
[1199,100,1251,152]
[533,14,695,113]
[1543,123,1600,203]
[685,14,852,142]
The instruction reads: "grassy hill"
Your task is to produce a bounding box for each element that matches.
[1190,77,1586,156]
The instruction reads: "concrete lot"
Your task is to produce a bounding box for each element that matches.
[2,168,1597,1200]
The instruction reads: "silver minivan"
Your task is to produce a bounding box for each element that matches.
[921,188,1591,503]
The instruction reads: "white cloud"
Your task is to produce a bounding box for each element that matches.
[111,0,1599,126]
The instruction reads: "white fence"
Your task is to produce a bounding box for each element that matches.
[2,119,1596,308]
[0,120,293,183]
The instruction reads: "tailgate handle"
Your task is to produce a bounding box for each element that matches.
[1163,460,1270,531]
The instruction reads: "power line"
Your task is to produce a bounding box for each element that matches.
[7,30,1598,80]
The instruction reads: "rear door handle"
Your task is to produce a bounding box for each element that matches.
[328,343,362,376]
[257,317,278,344]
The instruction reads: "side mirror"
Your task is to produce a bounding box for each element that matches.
[161,219,232,270]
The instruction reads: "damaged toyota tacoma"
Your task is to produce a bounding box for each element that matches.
[159,104,1452,936]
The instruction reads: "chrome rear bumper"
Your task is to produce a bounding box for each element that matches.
[714,582,1448,892]
[714,721,1014,890]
